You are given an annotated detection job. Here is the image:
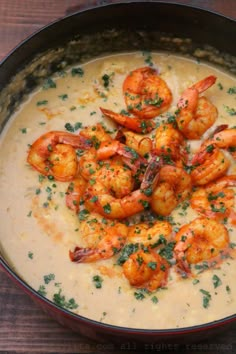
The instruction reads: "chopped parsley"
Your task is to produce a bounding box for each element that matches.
[43,78,56,90]
[64,122,82,132]
[90,196,98,203]
[117,243,139,265]
[224,105,236,116]
[136,254,144,266]
[210,205,226,213]
[206,144,215,153]
[226,285,231,294]
[35,188,41,195]
[147,261,157,270]
[38,285,47,296]
[134,291,145,300]
[230,242,236,249]
[103,203,111,214]
[102,74,111,88]
[36,100,48,106]
[158,241,175,260]
[207,192,225,201]
[194,262,209,273]
[58,94,68,101]
[28,251,34,259]
[143,51,154,66]
[144,95,163,107]
[139,200,149,209]
[212,274,222,289]
[78,209,89,221]
[151,296,158,304]
[100,311,107,321]
[53,289,78,310]
[92,275,103,289]
[71,67,84,77]
[20,128,27,134]
[38,174,45,183]
[227,86,236,94]
[200,289,211,308]
[44,273,55,285]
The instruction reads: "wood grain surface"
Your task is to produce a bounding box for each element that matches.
[0,1,236,353]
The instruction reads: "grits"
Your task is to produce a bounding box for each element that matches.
[0,52,236,329]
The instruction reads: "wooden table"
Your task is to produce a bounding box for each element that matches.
[0,1,235,353]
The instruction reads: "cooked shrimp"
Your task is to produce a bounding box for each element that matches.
[69,214,128,263]
[190,146,230,185]
[203,126,236,156]
[69,159,134,213]
[27,131,90,181]
[190,175,236,223]
[191,126,236,185]
[176,75,217,139]
[84,156,161,219]
[79,148,99,180]
[65,175,87,213]
[121,130,152,157]
[79,139,146,181]
[100,107,156,134]
[122,249,170,291]
[127,221,172,247]
[154,123,187,165]
[79,123,112,144]
[151,165,192,216]
[123,67,172,119]
[174,217,229,266]
[94,163,134,198]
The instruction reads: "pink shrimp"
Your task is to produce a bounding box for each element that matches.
[84,156,162,219]
[27,131,90,181]
[123,67,172,119]
[100,107,156,134]
[176,75,218,139]
[190,175,236,224]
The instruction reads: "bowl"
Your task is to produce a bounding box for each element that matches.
[0,1,236,346]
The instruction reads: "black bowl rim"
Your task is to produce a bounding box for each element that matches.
[0,0,236,336]
[0,0,235,67]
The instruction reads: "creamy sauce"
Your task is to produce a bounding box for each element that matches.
[0,52,236,329]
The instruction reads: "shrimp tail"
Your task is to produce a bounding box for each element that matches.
[191,75,217,94]
[100,107,155,134]
[69,247,97,263]
[210,124,229,137]
[177,75,217,111]
[141,156,162,190]
[114,142,148,173]
[191,146,213,165]
[96,140,147,169]
[175,257,192,278]
[65,177,87,213]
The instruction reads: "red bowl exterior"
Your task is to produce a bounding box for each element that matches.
[0,1,236,346]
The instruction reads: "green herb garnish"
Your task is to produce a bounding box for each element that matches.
[44,273,55,285]
[93,275,103,289]
[200,289,211,308]
[212,274,222,289]
[53,289,78,309]
[43,78,56,90]
[71,67,84,77]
